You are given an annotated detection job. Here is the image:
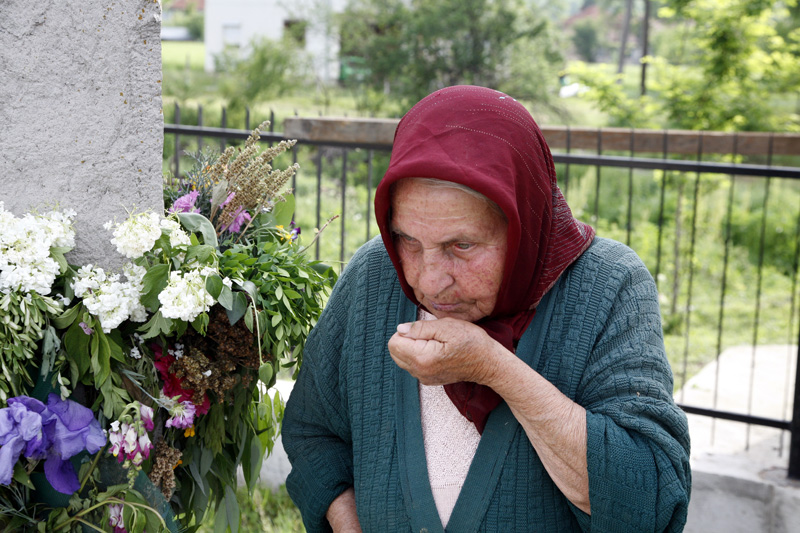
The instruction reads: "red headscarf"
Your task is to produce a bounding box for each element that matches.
[374,86,595,433]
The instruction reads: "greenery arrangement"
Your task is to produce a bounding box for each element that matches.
[0,124,335,532]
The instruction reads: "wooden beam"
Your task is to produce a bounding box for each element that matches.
[283,117,800,157]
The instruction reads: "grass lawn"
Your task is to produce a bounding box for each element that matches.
[196,484,305,532]
[162,40,206,71]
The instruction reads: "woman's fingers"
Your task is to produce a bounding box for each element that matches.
[388,318,493,385]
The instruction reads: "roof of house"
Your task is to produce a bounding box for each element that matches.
[168,0,204,11]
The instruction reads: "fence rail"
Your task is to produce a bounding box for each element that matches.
[164,110,800,480]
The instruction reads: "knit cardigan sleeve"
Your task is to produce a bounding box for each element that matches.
[282,243,368,532]
[561,239,691,532]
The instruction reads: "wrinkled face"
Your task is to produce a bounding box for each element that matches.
[390,179,508,323]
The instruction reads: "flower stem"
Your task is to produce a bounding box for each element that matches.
[298,214,339,255]
[74,518,105,532]
[79,444,108,493]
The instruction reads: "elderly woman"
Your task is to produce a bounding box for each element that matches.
[283,85,691,532]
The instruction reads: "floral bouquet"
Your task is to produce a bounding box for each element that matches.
[0,124,336,532]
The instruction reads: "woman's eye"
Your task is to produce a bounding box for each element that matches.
[454,242,473,251]
[394,232,417,246]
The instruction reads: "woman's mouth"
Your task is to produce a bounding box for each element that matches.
[429,301,461,312]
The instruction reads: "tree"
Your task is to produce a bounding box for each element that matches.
[216,37,305,117]
[572,18,602,62]
[657,0,800,131]
[340,0,564,106]
[571,0,800,132]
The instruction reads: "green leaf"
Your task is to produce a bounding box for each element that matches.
[132,507,148,533]
[271,313,282,327]
[140,263,170,311]
[189,459,207,497]
[206,274,224,299]
[244,306,254,331]
[275,284,284,300]
[137,310,174,340]
[258,364,273,386]
[225,292,248,325]
[224,485,240,533]
[200,446,214,477]
[192,312,209,335]
[12,462,34,489]
[218,285,235,310]
[283,288,302,299]
[50,246,71,274]
[270,194,295,228]
[242,433,263,489]
[213,502,228,533]
[52,303,81,330]
[240,280,258,301]
[39,326,60,377]
[89,330,111,387]
[177,212,218,247]
[210,179,229,212]
[185,244,216,265]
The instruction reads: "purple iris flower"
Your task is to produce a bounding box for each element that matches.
[0,397,49,485]
[43,394,106,493]
[169,190,200,214]
[0,394,106,494]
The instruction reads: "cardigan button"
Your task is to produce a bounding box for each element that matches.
[420,529,429,533]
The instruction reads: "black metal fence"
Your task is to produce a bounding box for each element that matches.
[164,107,800,479]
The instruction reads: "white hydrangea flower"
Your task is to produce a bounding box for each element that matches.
[160,218,192,249]
[122,263,148,322]
[158,270,215,322]
[107,212,162,259]
[71,264,147,332]
[0,203,75,295]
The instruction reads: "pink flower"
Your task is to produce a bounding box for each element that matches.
[108,428,124,462]
[107,415,153,468]
[138,432,152,459]
[169,190,200,214]
[165,401,196,430]
[108,502,127,533]
[153,345,210,415]
[219,193,252,233]
[223,206,252,234]
[139,404,154,432]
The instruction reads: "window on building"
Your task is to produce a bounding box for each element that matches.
[222,23,242,48]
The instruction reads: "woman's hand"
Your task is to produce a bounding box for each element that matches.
[389,317,591,515]
[387,318,501,386]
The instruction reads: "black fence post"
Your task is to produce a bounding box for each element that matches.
[790,334,800,479]
[220,107,227,153]
[197,104,203,151]
[173,102,181,177]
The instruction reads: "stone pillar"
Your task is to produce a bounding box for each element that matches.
[0,0,164,268]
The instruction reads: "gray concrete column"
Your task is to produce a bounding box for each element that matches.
[0,0,164,268]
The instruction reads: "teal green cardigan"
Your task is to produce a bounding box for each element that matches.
[283,237,691,532]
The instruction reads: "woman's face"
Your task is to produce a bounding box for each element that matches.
[390,179,508,323]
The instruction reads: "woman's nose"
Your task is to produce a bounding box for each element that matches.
[416,251,453,296]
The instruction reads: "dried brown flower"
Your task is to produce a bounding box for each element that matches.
[172,305,263,406]
[149,439,182,499]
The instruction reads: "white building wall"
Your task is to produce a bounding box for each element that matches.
[204,0,347,84]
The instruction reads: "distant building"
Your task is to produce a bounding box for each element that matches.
[203,0,346,84]
[162,0,204,41]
